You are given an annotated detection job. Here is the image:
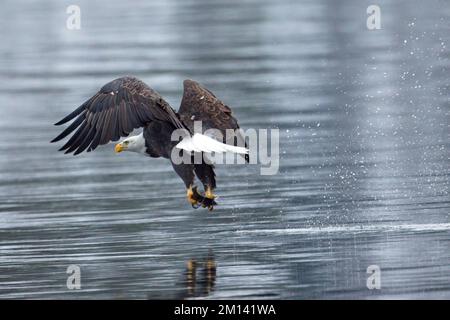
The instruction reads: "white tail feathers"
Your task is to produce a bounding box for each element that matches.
[176,133,248,154]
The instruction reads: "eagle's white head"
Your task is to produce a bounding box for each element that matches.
[115,133,146,154]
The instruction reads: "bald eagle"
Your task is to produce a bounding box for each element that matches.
[51,77,248,210]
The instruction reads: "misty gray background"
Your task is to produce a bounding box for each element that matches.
[0,0,449,299]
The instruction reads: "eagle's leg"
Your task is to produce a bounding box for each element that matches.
[202,188,217,211]
[194,162,217,211]
[171,161,202,208]
[205,186,217,200]
[186,186,204,209]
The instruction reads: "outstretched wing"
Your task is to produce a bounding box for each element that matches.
[178,79,248,161]
[51,76,184,155]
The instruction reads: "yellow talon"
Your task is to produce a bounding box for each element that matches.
[187,186,217,210]
[187,186,198,206]
[205,187,216,199]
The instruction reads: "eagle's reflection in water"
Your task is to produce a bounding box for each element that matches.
[181,253,216,299]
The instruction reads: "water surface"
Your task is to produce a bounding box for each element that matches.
[0,0,449,299]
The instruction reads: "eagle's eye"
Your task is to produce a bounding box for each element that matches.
[124,141,129,145]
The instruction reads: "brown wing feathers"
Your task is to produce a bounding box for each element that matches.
[51,76,183,155]
[52,77,247,159]
[178,79,249,162]
[178,80,241,134]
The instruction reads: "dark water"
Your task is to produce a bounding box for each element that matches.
[0,0,449,299]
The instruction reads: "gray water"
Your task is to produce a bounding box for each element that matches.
[0,0,449,299]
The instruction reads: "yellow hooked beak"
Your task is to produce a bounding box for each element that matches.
[115,143,124,153]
